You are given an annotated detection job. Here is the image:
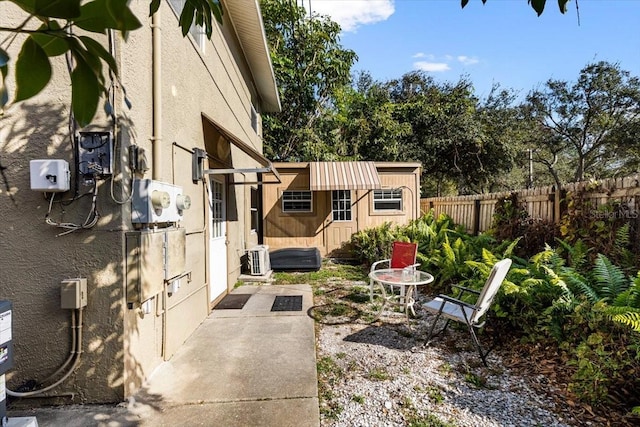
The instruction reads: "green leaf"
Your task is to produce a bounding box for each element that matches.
[71,57,100,127]
[11,0,36,15]
[30,22,70,57]
[79,36,118,75]
[76,0,141,35]
[0,48,8,67]
[67,38,105,87]
[106,0,143,36]
[529,0,547,16]
[149,0,161,16]
[179,2,196,37]
[209,0,223,24]
[75,0,111,33]
[34,0,81,19]
[14,36,52,102]
[0,65,9,109]
[558,0,569,13]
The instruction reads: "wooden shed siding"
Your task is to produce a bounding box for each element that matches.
[263,163,421,255]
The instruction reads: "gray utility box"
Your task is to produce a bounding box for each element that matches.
[0,300,13,375]
[126,228,186,306]
[0,300,14,423]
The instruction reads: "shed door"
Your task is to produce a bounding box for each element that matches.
[325,190,355,254]
[208,177,227,302]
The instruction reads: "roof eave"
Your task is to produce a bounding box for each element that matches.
[225,0,281,113]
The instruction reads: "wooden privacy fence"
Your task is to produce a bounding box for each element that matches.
[420,175,640,235]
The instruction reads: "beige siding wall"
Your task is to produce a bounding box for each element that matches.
[0,1,267,402]
[263,164,421,256]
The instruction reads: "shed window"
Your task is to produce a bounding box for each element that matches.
[332,190,352,221]
[282,191,312,213]
[373,189,403,211]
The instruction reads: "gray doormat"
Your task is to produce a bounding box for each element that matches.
[215,294,252,309]
[271,295,303,312]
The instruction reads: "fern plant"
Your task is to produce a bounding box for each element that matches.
[560,254,630,304]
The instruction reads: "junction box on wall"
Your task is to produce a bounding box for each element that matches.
[131,179,191,224]
[77,131,114,178]
[29,159,70,192]
[61,278,88,309]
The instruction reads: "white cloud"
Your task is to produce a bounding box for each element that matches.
[413,61,450,73]
[458,55,480,65]
[308,0,395,32]
[412,52,425,58]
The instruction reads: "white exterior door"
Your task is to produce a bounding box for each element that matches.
[208,177,227,302]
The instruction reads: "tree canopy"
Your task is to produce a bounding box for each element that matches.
[525,61,640,183]
[260,0,356,161]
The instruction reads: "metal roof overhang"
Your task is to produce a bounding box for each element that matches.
[309,161,382,191]
[200,114,280,183]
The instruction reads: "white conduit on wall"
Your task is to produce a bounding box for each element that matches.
[7,309,84,397]
[151,9,162,180]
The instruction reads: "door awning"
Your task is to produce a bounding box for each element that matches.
[195,114,281,183]
[309,161,381,191]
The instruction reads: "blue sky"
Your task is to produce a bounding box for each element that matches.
[306,0,640,98]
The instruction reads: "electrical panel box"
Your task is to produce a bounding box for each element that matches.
[61,278,88,309]
[126,230,166,305]
[126,228,187,306]
[29,159,70,192]
[77,131,113,178]
[131,179,190,224]
[165,228,186,280]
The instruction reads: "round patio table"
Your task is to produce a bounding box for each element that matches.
[369,268,434,324]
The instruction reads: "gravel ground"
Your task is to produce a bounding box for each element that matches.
[314,280,578,427]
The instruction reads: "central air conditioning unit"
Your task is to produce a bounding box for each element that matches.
[248,245,271,276]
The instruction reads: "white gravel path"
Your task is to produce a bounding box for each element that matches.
[315,285,577,427]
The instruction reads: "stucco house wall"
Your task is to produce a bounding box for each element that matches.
[0,0,278,403]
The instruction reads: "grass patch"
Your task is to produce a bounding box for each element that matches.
[425,385,444,404]
[317,355,344,420]
[343,291,370,304]
[438,362,452,376]
[273,264,368,286]
[401,397,453,427]
[367,367,391,381]
[463,371,487,389]
[352,394,365,404]
[406,413,455,427]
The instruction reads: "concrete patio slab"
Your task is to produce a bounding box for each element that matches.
[8,284,319,427]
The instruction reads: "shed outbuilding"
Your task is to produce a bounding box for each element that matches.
[261,162,422,256]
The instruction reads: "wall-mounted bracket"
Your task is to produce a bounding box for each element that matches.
[192,148,207,183]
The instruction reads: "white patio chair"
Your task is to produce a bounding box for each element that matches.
[422,258,512,366]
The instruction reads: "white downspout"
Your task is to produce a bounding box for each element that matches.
[151,7,166,360]
[151,9,162,180]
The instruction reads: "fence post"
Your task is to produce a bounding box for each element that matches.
[552,186,561,224]
[473,199,481,235]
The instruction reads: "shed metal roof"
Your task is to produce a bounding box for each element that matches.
[309,161,382,191]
